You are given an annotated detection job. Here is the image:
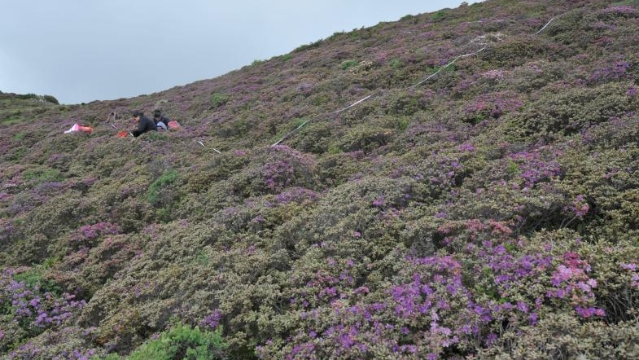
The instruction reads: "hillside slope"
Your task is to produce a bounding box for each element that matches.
[2,0,639,358]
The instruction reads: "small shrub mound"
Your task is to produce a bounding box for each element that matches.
[124,324,228,360]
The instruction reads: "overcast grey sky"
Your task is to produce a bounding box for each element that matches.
[1,1,480,104]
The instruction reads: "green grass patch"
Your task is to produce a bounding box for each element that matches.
[341,60,359,70]
[147,132,169,141]
[13,261,62,295]
[23,168,64,183]
[2,118,25,125]
[148,169,179,205]
[12,132,26,141]
[397,117,410,131]
[210,93,229,108]
[430,10,446,21]
[280,54,293,62]
[127,324,228,360]
[328,143,342,154]
[390,59,403,70]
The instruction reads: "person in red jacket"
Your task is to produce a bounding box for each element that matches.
[131,110,157,137]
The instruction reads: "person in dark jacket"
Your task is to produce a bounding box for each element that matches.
[131,110,156,137]
[153,109,170,130]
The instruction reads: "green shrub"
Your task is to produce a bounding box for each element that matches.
[23,167,64,183]
[334,126,393,153]
[101,354,122,360]
[390,58,403,70]
[12,262,62,294]
[481,313,639,359]
[340,60,358,70]
[384,89,429,116]
[287,122,333,154]
[293,39,324,53]
[146,132,169,141]
[148,169,179,205]
[15,93,38,100]
[279,53,293,62]
[308,92,332,106]
[127,324,228,360]
[210,93,229,108]
[43,95,59,105]
[400,14,415,21]
[481,35,545,67]
[503,82,635,143]
[12,132,26,141]
[430,10,446,21]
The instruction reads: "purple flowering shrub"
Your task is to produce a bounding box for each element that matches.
[258,254,485,359]
[255,227,628,359]
[3,326,100,360]
[0,268,85,352]
[480,235,639,358]
[182,145,319,208]
[69,222,121,248]
[462,91,523,125]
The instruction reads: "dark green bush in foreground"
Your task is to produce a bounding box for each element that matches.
[104,325,228,360]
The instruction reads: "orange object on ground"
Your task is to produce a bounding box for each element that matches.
[168,120,180,129]
[78,125,93,133]
[64,123,93,134]
[116,130,129,138]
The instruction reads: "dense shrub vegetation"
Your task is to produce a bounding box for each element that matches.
[2,0,639,358]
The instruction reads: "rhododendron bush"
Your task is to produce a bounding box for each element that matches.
[2,0,639,358]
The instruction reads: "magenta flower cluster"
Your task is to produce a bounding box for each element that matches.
[69,222,121,243]
[564,195,590,219]
[464,92,523,120]
[201,309,222,330]
[275,187,318,205]
[508,150,562,189]
[547,252,605,318]
[0,269,85,333]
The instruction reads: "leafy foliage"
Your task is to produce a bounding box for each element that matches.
[122,325,227,360]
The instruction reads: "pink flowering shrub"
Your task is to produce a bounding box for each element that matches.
[0,268,85,351]
[463,91,522,124]
[69,222,121,247]
[546,252,604,318]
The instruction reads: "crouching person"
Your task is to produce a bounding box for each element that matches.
[153,109,170,130]
[131,110,157,137]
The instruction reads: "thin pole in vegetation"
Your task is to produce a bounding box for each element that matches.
[271,94,377,146]
[333,93,377,115]
[271,119,312,147]
[408,47,487,89]
[271,92,380,147]
[197,140,222,154]
[535,17,556,35]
